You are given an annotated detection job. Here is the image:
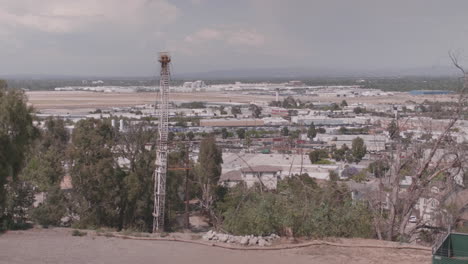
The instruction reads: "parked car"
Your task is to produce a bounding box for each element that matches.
[409,216,417,223]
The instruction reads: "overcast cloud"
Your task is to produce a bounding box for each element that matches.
[1,0,468,76]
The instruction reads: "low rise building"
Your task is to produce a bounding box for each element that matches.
[200,118,264,127]
[219,165,282,190]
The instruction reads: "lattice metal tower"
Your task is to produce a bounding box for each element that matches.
[153,52,171,233]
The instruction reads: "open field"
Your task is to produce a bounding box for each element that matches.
[0,228,430,264]
[26,91,274,110]
[26,91,457,114]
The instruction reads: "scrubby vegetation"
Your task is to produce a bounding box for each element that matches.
[216,175,373,238]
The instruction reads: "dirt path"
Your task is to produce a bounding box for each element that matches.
[0,228,431,264]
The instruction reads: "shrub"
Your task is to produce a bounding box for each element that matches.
[71,230,87,236]
[30,188,67,227]
[217,178,373,238]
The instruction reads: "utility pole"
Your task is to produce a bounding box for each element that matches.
[153,52,171,233]
[184,143,190,230]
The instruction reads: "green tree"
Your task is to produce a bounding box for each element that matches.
[245,136,252,148]
[387,119,400,140]
[196,136,223,213]
[282,96,297,108]
[351,137,367,163]
[317,127,326,133]
[20,118,70,227]
[179,133,186,141]
[2,180,35,230]
[249,104,262,118]
[281,126,289,136]
[353,107,365,114]
[340,100,348,107]
[23,117,69,192]
[309,149,329,164]
[231,106,242,117]
[217,177,373,238]
[68,119,125,228]
[338,126,348,134]
[331,103,340,111]
[219,106,227,115]
[236,128,245,139]
[221,128,228,139]
[168,131,175,141]
[187,131,195,141]
[368,160,389,178]
[30,186,67,227]
[307,122,317,140]
[332,144,352,162]
[0,82,37,229]
[290,130,300,140]
[117,121,156,231]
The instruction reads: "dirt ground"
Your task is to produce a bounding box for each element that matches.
[0,228,431,264]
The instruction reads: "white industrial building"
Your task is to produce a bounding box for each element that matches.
[222,153,340,182]
[219,165,282,190]
[292,115,370,126]
[316,134,388,152]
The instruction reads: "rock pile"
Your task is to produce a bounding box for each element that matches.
[202,230,279,247]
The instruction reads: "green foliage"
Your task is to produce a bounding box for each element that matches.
[307,123,317,140]
[309,149,329,164]
[328,170,339,181]
[281,126,289,136]
[387,120,400,140]
[221,128,228,139]
[338,126,369,135]
[340,100,348,107]
[368,160,389,178]
[236,128,245,139]
[217,178,373,238]
[1,181,35,231]
[331,144,353,163]
[187,131,195,141]
[168,131,175,141]
[31,187,67,227]
[330,103,341,111]
[22,117,70,192]
[196,136,223,213]
[179,102,206,109]
[231,106,242,117]
[351,171,368,183]
[351,137,367,163]
[0,82,37,229]
[219,105,228,115]
[71,229,87,236]
[315,159,335,165]
[249,104,262,118]
[353,107,366,114]
[68,119,125,228]
[289,130,300,139]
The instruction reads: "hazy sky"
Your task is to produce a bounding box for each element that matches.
[1,0,468,76]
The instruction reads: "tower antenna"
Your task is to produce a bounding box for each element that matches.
[153,52,171,232]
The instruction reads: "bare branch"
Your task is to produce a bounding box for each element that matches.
[449,50,466,75]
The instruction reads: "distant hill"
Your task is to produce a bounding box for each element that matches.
[1,65,463,81]
[174,65,463,80]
